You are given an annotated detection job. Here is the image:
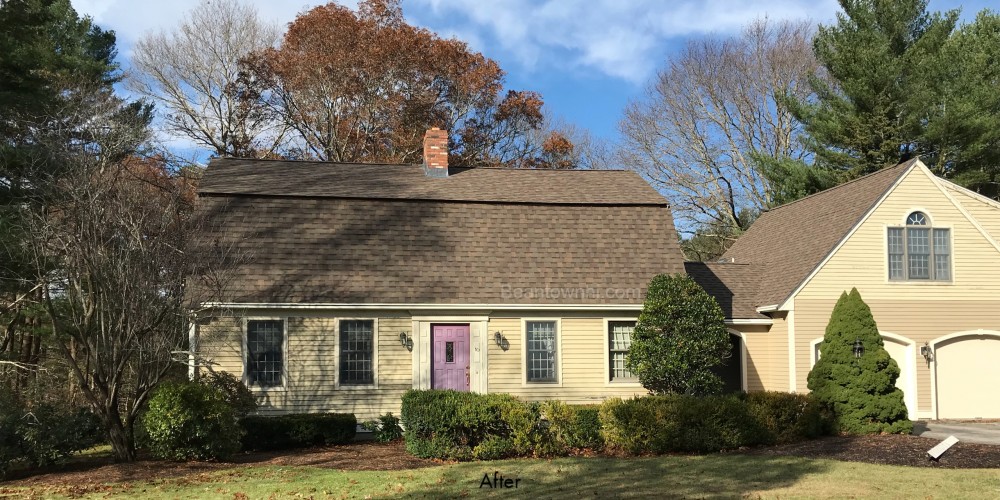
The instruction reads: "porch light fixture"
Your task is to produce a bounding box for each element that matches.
[921,343,934,362]
[493,331,503,346]
[852,338,864,358]
[399,332,413,351]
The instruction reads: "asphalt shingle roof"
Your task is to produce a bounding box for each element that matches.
[719,159,917,308]
[195,158,684,305]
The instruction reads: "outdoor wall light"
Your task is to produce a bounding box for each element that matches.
[921,343,934,362]
[852,338,864,358]
[493,331,504,346]
[399,332,413,351]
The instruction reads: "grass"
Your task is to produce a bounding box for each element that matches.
[5,454,1000,499]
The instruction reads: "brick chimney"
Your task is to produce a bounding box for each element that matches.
[423,128,448,178]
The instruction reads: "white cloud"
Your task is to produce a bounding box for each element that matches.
[409,0,841,82]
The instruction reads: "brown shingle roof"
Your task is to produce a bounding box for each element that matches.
[684,262,764,319]
[721,159,917,308]
[199,158,668,205]
[196,159,683,305]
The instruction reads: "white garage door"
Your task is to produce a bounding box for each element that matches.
[936,334,1000,419]
[882,337,916,419]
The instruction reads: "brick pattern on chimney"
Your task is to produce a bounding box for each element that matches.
[423,128,448,174]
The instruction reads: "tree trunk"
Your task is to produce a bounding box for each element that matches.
[105,406,137,462]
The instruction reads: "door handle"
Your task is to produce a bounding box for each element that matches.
[465,366,470,385]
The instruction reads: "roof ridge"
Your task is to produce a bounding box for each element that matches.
[762,158,917,214]
[211,157,629,172]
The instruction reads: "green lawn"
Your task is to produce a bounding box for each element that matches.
[6,454,1000,499]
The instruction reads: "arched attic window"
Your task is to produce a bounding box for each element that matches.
[887,211,951,281]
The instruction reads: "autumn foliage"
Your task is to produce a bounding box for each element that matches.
[243,0,574,168]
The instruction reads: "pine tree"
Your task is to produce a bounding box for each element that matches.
[807,288,912,434]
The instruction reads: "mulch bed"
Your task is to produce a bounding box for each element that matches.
[3,434,998,494]
[746,434,1000,469]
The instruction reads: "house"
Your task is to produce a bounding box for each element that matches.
[192,127,1000,421]
[190,128,705,419]
[702,157,1000,420]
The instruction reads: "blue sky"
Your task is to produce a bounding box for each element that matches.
[72,0,996,152]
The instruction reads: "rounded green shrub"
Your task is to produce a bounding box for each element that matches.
[627,274,732,395]
[142,381,243,460]
[199,371,257,417]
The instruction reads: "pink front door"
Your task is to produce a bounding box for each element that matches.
[432,324,470,391]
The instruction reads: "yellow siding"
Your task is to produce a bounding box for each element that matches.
[486,314,648,403]
[946,184,1000,244]
[798,166,1000,301]
[197,312,412,421]
[792,165,1000,416]
[199,310,662,418]
[737,321,787,392]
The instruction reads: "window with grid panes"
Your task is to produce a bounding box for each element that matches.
[339,320,374,385]
[526,321,557,382]
[887,212,951,281]
[608,321,636,382]
[246,320,284,388]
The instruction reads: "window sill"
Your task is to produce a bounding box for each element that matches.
[522,381,563,388]
[336,383,379,391]
[605,380,642,388]
[886,280,954,285]
[250,386,287,392]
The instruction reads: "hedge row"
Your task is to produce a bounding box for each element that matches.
[240,413,357,451]
[401,389,834,460]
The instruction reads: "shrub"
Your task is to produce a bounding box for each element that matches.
[199,371,257,417]
[361,412,404,443]
[0,389,104,477]
[401,390,553,460]
[806,288,912,434]
[743,392,835,444]
[142,381,243,460]
[240,413,357,451]
[542,401,603,451]
[627,274,732,395]
[472,436,515,460]
[600,394,766,454]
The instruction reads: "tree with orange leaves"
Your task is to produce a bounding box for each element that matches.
[244,0,574,168]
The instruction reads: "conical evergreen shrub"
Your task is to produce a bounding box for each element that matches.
[806,288,912,434]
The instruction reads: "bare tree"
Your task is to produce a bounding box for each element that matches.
[15,88,238,462]
[128,0,283,158]
[619,19,819,243]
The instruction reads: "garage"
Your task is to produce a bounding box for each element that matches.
[935,332,1000,419]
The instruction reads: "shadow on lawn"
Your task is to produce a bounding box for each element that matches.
[397,454,830,498]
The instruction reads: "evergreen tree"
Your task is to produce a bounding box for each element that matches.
[807,288,912,434]
[790,0,958,177]
[627,274,731,395]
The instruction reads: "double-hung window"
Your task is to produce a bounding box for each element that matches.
[888,212,951,281]
[246,319,284,388]
[339,319,375,385]
[525,321,558,383]
[608,321,636,382]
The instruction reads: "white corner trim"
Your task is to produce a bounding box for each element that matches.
[787,306,797,393]
[187,319,198,380]
[776,161,919,311]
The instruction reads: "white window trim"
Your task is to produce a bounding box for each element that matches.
[809,337,823,367]
[243,316,289,392]
[521,318,562,387]
[335,317,380,390]
[603,317,641,387]
[884,217,954,284]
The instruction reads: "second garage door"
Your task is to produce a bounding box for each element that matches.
[935,333,1000,419]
